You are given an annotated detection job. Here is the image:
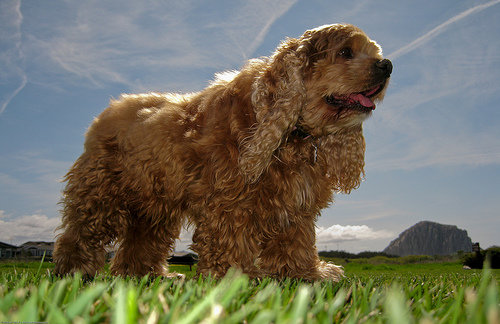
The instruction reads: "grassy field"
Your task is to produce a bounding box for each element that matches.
[0,259,499,323]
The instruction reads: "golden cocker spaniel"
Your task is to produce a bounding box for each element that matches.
[53,23,392,281]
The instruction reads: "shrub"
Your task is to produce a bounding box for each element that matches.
[485,247,500,268]
[461,246,500,269]
[461,252,484,269]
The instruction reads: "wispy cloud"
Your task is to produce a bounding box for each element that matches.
[368,130,500,171]
[26,1,196,90]
[366,1,500,171]
[388,0,500,60]
[0,152,69,216]
[20,0,296,92]
[222,0,298,60]
[325,199,410,223]
[0,0,27,115]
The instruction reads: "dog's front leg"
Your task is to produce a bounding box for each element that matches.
[191,210,264,278]
[257,215,344,282]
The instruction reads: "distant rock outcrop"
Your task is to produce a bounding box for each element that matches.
[383,221,472,256]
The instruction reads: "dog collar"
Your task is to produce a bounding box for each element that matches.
[290,125,312,140]
[290,126,320,163]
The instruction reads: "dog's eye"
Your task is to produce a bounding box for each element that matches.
[337,47,353,59]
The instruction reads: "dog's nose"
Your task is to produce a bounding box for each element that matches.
[374,59,393,78]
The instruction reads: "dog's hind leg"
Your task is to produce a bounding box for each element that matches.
[53,154,119,278]
[53,221,109,279]
[53,199,115,278]
[110,212,183,278]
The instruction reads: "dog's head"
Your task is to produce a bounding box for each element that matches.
[299,24,392,135]
[240,24,392,183]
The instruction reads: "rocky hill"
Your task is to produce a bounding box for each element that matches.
[383,221,472,256]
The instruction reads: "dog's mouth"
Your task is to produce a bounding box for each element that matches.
[324,83,384,112]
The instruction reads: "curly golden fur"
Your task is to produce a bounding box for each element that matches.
[53,23,392,281]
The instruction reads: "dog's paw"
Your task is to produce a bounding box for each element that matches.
[315,261,344,282]
[164,272,186,280]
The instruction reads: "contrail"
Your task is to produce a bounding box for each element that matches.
[0,74,27,115]
[0,0,26,115]
[388,0,500,60]
[247,0,298,58]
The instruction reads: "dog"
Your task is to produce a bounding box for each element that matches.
[53,23,392,281]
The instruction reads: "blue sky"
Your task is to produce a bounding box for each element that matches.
[1,0,499,252]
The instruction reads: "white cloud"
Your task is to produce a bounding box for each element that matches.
[175,227,194,252]
[316,224,393,244]
[0,213,60,245]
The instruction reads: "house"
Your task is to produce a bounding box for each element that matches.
[167,252,198,270]
[0,241,19,259]
[20,241,54,258]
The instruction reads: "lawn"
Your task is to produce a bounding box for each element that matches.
[0,259,499,323]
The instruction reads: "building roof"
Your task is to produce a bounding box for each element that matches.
[20,241,54,250]
[0,241,18,249]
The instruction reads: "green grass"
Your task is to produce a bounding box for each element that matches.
[0,260,499,323]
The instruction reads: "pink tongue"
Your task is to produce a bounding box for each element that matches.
[349,93,374,108]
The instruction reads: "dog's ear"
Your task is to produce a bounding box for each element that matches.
[239,39,308,183]
[324,127,366,194]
